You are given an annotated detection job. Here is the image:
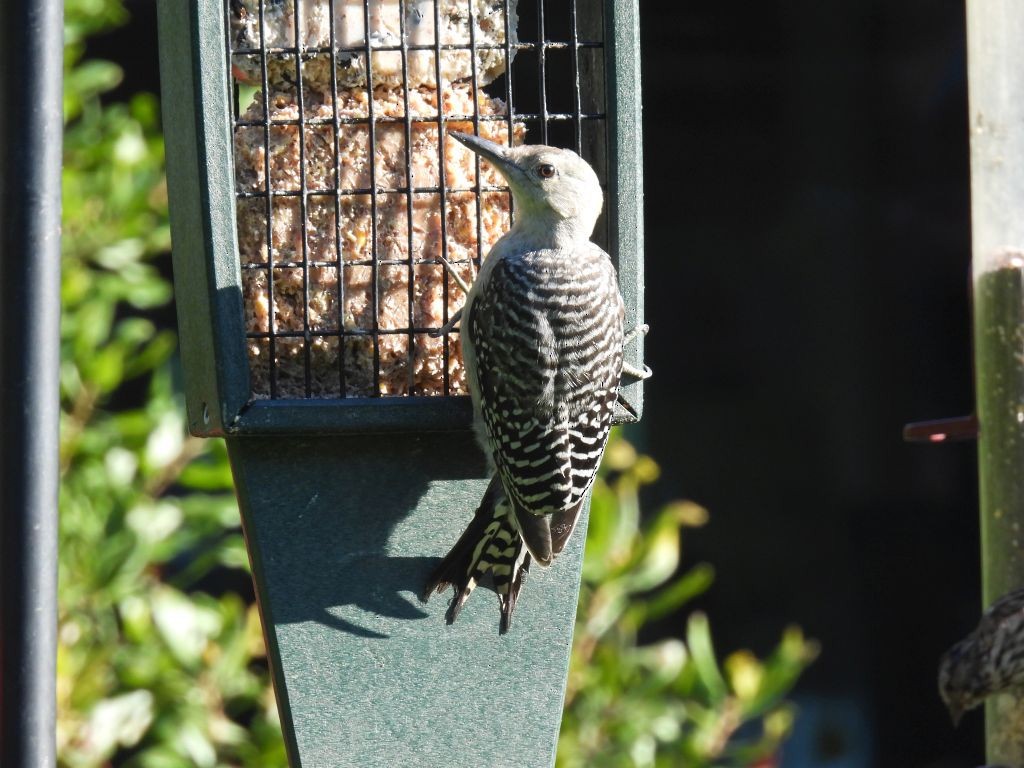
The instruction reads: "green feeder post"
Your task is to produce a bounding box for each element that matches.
[967,0,1024,762]
[156,1,644,766]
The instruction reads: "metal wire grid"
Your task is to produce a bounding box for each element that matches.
[226,0,609,400]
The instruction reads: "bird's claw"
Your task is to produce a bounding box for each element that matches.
[438,256,473,295]
[622,362,652,381]
[430,306,463,338]
[623,322,649,345]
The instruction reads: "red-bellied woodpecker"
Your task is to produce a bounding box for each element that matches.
[939,587,1024,725]
[422,132,649,632]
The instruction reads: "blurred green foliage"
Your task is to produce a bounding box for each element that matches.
[59,1,285,765]
[558,438,818,768]
[58,2,815,766]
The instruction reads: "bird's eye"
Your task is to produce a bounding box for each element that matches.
[537,164,556,179]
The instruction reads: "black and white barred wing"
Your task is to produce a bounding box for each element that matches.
[975,588,1024,685]
[468,245,624,565]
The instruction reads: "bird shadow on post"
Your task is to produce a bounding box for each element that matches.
[229,431,489,641]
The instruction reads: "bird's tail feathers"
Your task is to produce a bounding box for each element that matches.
[422,476,531,633]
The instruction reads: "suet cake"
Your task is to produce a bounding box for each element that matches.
[230,0,523,397]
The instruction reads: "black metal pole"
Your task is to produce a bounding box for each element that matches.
[0,0,64,766]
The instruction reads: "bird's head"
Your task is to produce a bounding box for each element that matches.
[938,638,987,726]
[450,132,603,246]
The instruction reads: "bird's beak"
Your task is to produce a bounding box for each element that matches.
[450,131,518,178]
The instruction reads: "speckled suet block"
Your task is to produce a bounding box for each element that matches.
[230,0,517,90]
[230,0,524,399]
[233,82,524,397]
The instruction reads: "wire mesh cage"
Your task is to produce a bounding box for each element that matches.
[158,0,642,435]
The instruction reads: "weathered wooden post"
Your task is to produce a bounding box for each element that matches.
[156,1,643,765]
[966,1,1024,763]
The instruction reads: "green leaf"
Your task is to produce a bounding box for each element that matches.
[87,345,127,394]
[150,587,222,668]
[178,453,236,491]
[685,613,728,704]
[65,59,122,119]
[632,563,715,623]
[79,690,155,762]
[124,331,177,379]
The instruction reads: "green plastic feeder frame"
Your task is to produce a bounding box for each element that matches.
[156,1,644,765]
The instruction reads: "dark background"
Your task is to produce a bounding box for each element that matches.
[100,1,981,765]
[639,3,981,767]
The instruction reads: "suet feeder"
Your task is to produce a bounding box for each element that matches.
[156,1,643,765]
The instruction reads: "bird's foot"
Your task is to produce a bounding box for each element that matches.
[429,306,463,338]
[422,478,530,634]
[622,361,652,381]
[622,323,652,380]
[438,256,474,295]
[624,322,649,345]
